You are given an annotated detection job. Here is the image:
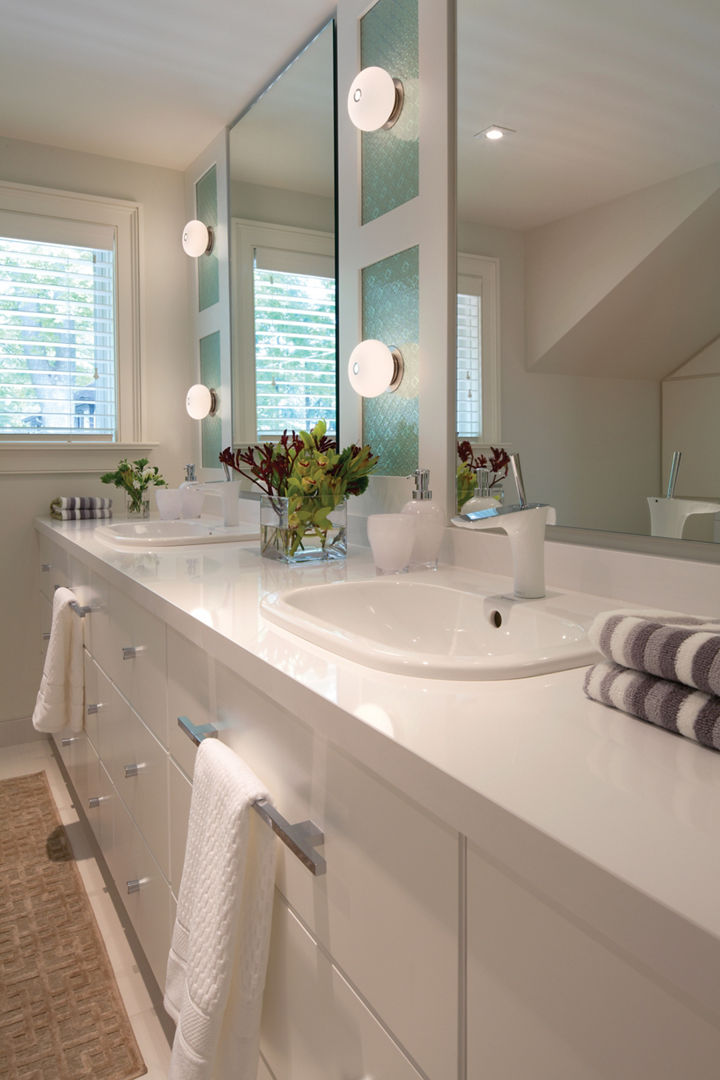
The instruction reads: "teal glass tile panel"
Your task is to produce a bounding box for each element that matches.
[196,165,219,311]
[362,246,419,475]
[200,331,222,468]
[361,0,419,224]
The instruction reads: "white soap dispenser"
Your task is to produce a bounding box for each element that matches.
[460,467,498,514]
[401,468,445,570]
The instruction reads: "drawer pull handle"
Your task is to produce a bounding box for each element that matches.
[123,762,146,779]
[126,878,147,895]
[122,645,145,661]
[40,563,52,572]
[88,796,107,809]
[42,632,51,641]
[87,703,102,715]
[60,736,79,747]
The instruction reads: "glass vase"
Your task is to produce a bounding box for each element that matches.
[260,495,347,564]
[126,495,150,518]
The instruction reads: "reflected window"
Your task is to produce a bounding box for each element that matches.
[457,253,500,443]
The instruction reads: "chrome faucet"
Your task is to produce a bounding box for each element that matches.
[451,453,556,598]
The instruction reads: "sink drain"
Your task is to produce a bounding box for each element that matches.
[489,610,503,628]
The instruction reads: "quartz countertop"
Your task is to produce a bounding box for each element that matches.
[35,514,720,1008]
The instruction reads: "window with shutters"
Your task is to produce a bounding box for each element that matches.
[457,253,500,444]
[231,219,337,442]
[0,182,141,444]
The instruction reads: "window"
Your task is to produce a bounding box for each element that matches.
[0,182,141,444]
[232,220,336,442]
[457,253,500,443]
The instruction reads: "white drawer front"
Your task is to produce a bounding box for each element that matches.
[37,534,67,600]
[84,759,114,850]
[113,589,167,746]
[167,626,213,779]
[216,665,459,1080]
[261,899,424,1080]
[168,757,192,897]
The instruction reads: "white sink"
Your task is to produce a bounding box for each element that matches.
[95,520,259,548]
[261,574,600,680]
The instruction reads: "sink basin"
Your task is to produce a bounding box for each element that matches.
[261,575,600,679]
[95,520,259,548]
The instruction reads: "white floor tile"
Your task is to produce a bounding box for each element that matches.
[2,741,173,1073]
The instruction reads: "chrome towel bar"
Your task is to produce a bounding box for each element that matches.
[177,715,327,876]
[53,584,92,618]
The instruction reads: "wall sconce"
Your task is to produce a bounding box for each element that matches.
[347,66,404,132]
[347,340,404,397]
[181,220,214,257]
[186,383,218,419]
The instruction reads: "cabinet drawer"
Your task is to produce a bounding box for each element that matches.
[53,729,97,814]
[37,534,67,600]
[168,757,192,897]
[215,664,459,1080]
[95,665,169,879]
[261,898,423,1080]
[84,759,115,850]
[166,625,213,779]
[108,787,173,990]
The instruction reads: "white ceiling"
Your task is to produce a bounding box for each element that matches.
[458,0,720,229]
[0,0,336,171]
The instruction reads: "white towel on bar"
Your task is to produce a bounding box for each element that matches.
[164,738,276,1080]
[32,586,84,733]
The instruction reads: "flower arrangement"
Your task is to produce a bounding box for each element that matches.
[219,420,378,560]
[100,458,166,515]
[456,441,510,512]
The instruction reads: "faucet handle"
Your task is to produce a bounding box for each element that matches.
[509,453,527,507]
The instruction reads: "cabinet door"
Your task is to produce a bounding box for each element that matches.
[216,664,459,1080]
[466,842,720,1079]
[261,898,424,1080]
[168,757,192,898]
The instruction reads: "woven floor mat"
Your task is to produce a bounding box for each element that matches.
[0,771,147,1080]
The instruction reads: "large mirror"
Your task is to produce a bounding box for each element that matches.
[228,21,337,446]
[457,0,720,545]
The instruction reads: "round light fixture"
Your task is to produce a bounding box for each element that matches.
[347,340,404,397]
[181,220,214,257]
[485,127,505,140]
[347,67,404,132]
[185,383,217,419]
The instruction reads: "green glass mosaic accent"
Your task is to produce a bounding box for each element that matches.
[360,0,419,224]
[200,331,222,468]
[196,165,219,311]
[362,246,419,475]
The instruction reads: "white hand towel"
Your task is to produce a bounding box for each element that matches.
[165,738,276,1080]
[32,586,84,734]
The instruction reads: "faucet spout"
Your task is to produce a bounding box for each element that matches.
[452,502,556,598]
[194,479,241,527]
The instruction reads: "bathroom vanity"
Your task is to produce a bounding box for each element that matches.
[35,516,720,1079]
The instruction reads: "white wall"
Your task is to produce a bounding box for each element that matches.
[0,136,195,734]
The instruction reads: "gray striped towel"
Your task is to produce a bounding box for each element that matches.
[51,508,113,520]
[52,496,112,510]
[584,661,720,751]
[588,610,720,696]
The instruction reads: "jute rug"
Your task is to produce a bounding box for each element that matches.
[0,771,147,1079]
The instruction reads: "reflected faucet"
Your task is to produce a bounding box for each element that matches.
[451,454,556,598]
[647,450,720,538]
[193,479,242,527]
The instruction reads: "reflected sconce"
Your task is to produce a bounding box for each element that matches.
[185,383,218,419]
[181,219,214,257]
[347,340,404,397]
[347,66,404,131]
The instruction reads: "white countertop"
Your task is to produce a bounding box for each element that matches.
[36,514,720,1006]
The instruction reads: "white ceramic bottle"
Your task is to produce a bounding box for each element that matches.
[401,468,445,570]
[460,467,498,514]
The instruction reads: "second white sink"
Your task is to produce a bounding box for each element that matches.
[261,573,600,679]
[95,520,259,548]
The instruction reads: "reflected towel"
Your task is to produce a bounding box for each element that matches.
[584,661,720,751]
[588,610,720,695]
[32,587,84,733]
[164,739,276,1080]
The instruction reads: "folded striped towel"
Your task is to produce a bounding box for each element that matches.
[52,496,112,510]
[584,661,720,751]
[51,508,113,520]
[588,610,720,696]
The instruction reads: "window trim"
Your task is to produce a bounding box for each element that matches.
[457,252,501,445]
[0,180,142,454]
[231,218,335,443]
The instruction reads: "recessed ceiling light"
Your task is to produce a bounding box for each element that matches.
[474,124,516,141]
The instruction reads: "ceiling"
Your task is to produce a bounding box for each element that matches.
[0,0,336,171]
[459,0,720,229]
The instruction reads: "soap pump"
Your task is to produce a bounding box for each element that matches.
[401,468,444,570]
[460,467,498,514]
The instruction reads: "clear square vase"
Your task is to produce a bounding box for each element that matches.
[260,495,347,564]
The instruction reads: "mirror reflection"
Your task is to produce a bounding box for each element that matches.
[457,0,720,543]
[229,22,336,446]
